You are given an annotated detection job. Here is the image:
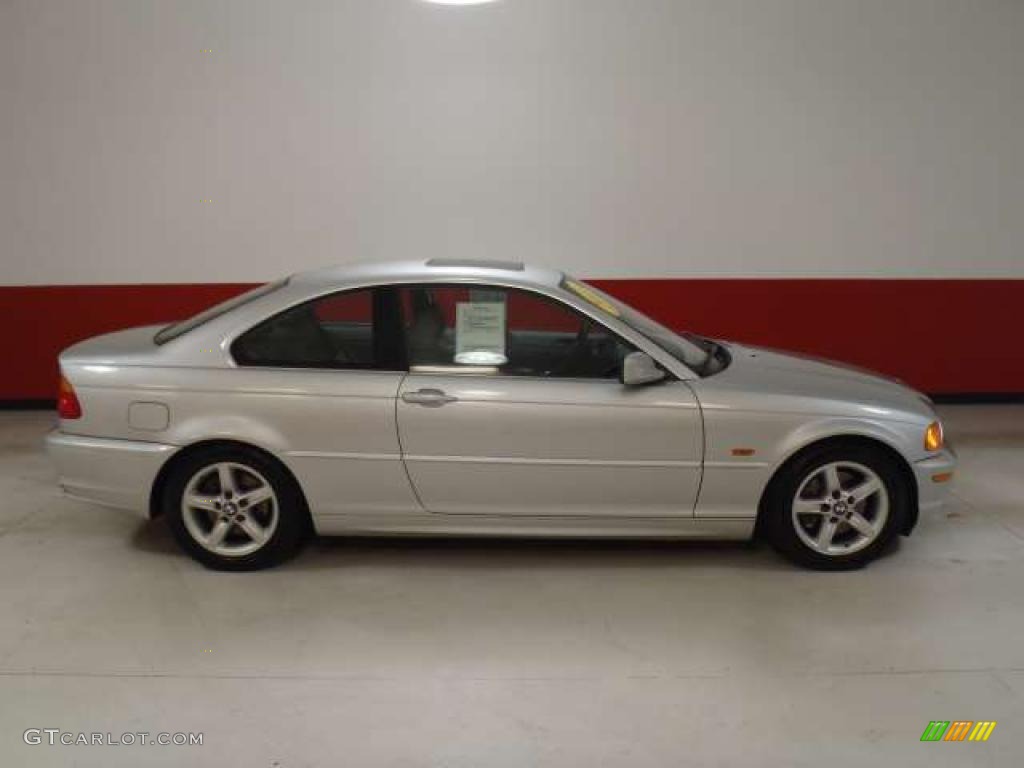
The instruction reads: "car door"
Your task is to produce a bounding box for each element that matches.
[395,284,703,517]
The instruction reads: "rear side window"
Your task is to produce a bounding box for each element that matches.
[154,279,288,345]
[231,287,404,370]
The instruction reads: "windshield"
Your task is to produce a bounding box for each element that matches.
[154,279,289,345]
[560,276,712,370]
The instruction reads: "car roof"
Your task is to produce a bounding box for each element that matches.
[289,259,566,291]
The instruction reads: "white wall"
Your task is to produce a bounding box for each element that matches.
[2,0,1022,285]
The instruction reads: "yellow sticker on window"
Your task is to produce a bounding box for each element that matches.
[564,280,621,317]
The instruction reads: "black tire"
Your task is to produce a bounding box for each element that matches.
[162,444,310,571]
[763,442,910,571]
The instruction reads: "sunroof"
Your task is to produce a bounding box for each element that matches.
[425,258,525,271]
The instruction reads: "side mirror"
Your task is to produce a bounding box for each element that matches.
[621,351,666,386]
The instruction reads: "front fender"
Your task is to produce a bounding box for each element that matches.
[767,416,921,479]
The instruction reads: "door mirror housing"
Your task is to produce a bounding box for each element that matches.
[620,351,666,386]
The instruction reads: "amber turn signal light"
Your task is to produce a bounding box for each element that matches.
[924,421,944,452]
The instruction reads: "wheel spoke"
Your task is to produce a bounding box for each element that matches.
[217,464,237,495]
[816,518,838,549]
[236,516,268,545]
[240,486,274,508]
[848,477,882,504]
[823,464,843,495]
[794,498,828,515]
[205,519,231,548]
[846,512,876,537]
[185,494,218,513]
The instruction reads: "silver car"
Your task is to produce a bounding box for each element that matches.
[47,259,955,570]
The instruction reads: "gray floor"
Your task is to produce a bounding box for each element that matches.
[0,406,1021,767]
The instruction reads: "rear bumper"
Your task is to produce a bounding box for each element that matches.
[45,429,175,517]
[913,446,957,514]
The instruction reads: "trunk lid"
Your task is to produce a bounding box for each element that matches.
[60,325,165,365]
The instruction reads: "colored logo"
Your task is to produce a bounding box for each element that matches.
[920,721,997,742]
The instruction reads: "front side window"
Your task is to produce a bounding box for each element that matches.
[400,285,635,379]
[232,287,403,369]
[560,275,726,374]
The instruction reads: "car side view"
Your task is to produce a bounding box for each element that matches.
[47,259,956,570]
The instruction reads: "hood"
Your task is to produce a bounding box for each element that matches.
[60,325,166,365]
[718,342,934,419]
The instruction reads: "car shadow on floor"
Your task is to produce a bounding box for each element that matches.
[129,517,834,573]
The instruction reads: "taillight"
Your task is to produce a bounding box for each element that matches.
[57,374,82,420]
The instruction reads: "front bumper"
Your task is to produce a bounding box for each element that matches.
[913,446,957,513]
[46,429,176,517]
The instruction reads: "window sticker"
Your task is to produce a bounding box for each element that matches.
[455,301,508,366]
[563,280,621,317]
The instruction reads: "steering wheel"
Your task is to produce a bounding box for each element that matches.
[547,321,592,376]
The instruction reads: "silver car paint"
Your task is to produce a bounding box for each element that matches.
[47,260,955,540]
[397,374,702,517]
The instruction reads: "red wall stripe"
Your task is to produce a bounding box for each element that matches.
[2,279,1021,399]
[3,283,253,402]
[591,279,1024,395]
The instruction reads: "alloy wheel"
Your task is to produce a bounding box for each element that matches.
[791,461,889,556]
[181,462,279,557]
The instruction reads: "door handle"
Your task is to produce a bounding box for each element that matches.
[402,388,458,407]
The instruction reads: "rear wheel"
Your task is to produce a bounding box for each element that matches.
[764,443,909,570]
[162,445,309,570]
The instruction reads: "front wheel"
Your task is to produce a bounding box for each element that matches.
[162,445,310,571]
[764,443,910,570]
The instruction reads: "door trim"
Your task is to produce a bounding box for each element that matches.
[286,450,400,461]
[403,454,700,468]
